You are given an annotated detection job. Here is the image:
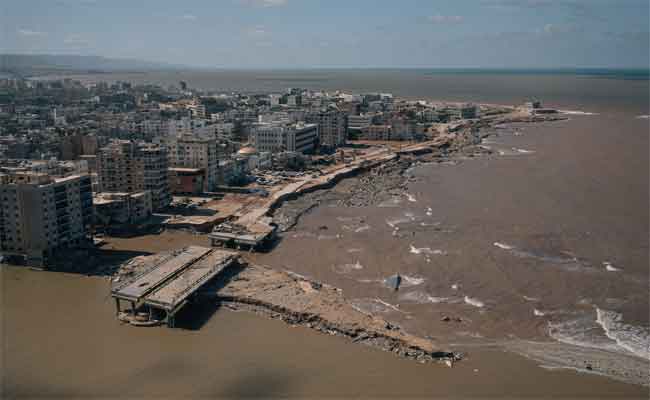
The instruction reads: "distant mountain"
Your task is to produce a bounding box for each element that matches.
[0,54,187,77]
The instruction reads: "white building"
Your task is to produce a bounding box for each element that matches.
[165,117,215,138]
[250,122,318,154]
[347,114,373,130]
[0,172,93,265]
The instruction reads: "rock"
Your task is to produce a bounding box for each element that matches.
[441,316,451,322]
[318,225,328,230]
[384,274,402,291]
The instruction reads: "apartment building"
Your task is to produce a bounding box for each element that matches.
[306,110,347,149]
[93,191,152,227]
[250,122,318,154]
[459,104,478,119]
[347,114,373,130]
[0,171,93,265]
[166,134,218,192]
[361,125,392,141]
[250,123,285,153]
[97,140,171,210]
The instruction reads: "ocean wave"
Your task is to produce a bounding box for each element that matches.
[406,193,417,202]
[496,148,535,156]
[560,110,599,116]
[409,244,446,256]
[426,207,433,216]
[347,248,363,253]
[533,308,579,317]
[386,217,411,228]
[400,275,426,287]
[492,241,586,269]
[464,296,485,308]
[547,309,650,360]
[514,147,535,154]
[493,242,514,250]
[635,115,649,119]
[399,290,450,304]
[548,315,622,353]
[603,261,622,272]
[523,295,540,302]
[596,308,650,361]
[332,261,364,274]
[354,225,371,233]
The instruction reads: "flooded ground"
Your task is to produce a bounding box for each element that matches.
[2,266,647,398]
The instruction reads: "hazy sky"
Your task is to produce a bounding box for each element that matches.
[3,0,649,69]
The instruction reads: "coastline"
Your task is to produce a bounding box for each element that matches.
[2,82,644,397]
[99,104,647,388]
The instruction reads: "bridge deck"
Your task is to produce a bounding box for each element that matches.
[144,250,237,311]
[112,246,212,303]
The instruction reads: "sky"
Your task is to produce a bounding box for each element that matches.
[2,0,649,69]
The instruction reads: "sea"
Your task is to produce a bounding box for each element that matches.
[4,68,650,397]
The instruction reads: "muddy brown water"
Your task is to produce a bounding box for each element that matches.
[251,110,649,380]
[2,266,647,399]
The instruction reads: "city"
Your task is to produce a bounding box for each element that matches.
[0,76,525,267]
[2,0,648,397]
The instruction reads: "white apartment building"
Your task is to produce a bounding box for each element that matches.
[0,172,93,265]
[258,112,291,125]
[165,117,215,138]
[347,114,373,130]
[250,123,318,154]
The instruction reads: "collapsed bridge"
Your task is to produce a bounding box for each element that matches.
[110,246,238,327]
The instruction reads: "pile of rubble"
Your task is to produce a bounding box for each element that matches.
[213,222,251,235]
